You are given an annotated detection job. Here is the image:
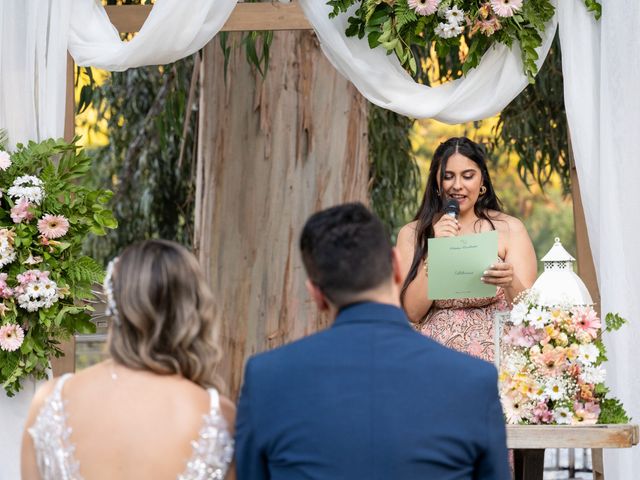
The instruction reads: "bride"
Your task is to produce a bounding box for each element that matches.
[21,239,235,479]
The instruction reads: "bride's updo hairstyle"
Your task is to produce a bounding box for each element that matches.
[107,239,222,390]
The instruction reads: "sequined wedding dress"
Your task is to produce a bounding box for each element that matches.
[28,373,234,480]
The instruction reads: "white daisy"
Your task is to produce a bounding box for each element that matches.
[578,343,599,365]
[553,406,573,425]
[580,365,606,385]
[510,302,528,326]
[445,6,465,25]
[544,378,566,401]
[526,307,550,329]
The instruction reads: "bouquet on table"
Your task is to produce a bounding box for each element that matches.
[0,133,116,396]
[499,289,629,425]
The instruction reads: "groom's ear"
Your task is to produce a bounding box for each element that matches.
[305,279,330,311]
[390,247,403,287]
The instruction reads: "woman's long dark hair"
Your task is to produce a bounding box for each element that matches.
[400,137,503,306]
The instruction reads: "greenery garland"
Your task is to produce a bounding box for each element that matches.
[327,0,600,81]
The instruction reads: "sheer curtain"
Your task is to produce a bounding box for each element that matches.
[559,0,640,476]
[0,0,236,477]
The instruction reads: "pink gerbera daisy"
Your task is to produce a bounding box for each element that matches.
[572,306,601,339]
[490,0,523,17]
[37,214,70,239]
[408,0,440,16]
[0,324,24,352]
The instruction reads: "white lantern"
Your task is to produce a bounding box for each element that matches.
[531,237,593,306]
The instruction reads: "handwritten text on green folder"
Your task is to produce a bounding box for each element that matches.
[427,230,498,300]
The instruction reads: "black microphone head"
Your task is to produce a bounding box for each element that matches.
[444,198,460,217]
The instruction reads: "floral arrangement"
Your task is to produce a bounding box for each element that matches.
[327,0,601,80]
[0,134,116,396]
[499,289,629,425]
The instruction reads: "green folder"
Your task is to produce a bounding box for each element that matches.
[427,230,498,300]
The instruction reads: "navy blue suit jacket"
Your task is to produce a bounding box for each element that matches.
[235,302,510,480]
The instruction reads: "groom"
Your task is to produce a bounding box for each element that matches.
[235,203,510,479]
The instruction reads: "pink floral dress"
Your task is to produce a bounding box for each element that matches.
[419,288,508,362]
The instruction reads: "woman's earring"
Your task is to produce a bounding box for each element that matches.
[479,185,487,195]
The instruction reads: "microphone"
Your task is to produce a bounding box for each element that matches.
[444,198,460,220]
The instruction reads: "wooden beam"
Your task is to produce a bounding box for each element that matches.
[506,424,639,449]
[52,53,77,377]
[64,53,75,142]
[569,138,601,311]
[104,3,312,33]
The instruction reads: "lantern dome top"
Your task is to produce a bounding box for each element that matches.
[541,237,576,263]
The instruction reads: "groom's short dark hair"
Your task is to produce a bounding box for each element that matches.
[299,202,393,307]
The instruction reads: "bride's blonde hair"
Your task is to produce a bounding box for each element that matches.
[107,239,223,391]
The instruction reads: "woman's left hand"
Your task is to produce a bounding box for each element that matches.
[481,262,514,288]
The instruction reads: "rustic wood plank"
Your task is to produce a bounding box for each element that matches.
[592,448,605,480]
[507,424,639,449]
[104,3,312,33]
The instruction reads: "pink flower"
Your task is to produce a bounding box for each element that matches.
[0,324,24,352]
[573,401,600,425]
[408,0,440,16]
[0,273,13,299]
[37,214,69,239]
[0,151,11,171]
[16,269,48,287]
[532,402,553,424]
[572,306,601,339]
[503,326,542,348]
[490,0,523,17]
[10,199,34,223]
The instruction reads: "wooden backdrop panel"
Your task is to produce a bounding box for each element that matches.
[195,31,369,399]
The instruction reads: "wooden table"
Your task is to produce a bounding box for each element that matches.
[507,424,639,480]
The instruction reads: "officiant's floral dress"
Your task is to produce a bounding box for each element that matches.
[419,288,508,362]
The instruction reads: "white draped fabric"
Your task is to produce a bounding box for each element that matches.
[298,0,557,123]
[559,0,640,475]
[0,0,638,477]
[0,1,236,477]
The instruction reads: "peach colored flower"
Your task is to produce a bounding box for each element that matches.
[532,344,567,377]
[579,383,596,402]
[37,214,69,239]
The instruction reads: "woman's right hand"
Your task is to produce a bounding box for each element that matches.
[432,214,460,238]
